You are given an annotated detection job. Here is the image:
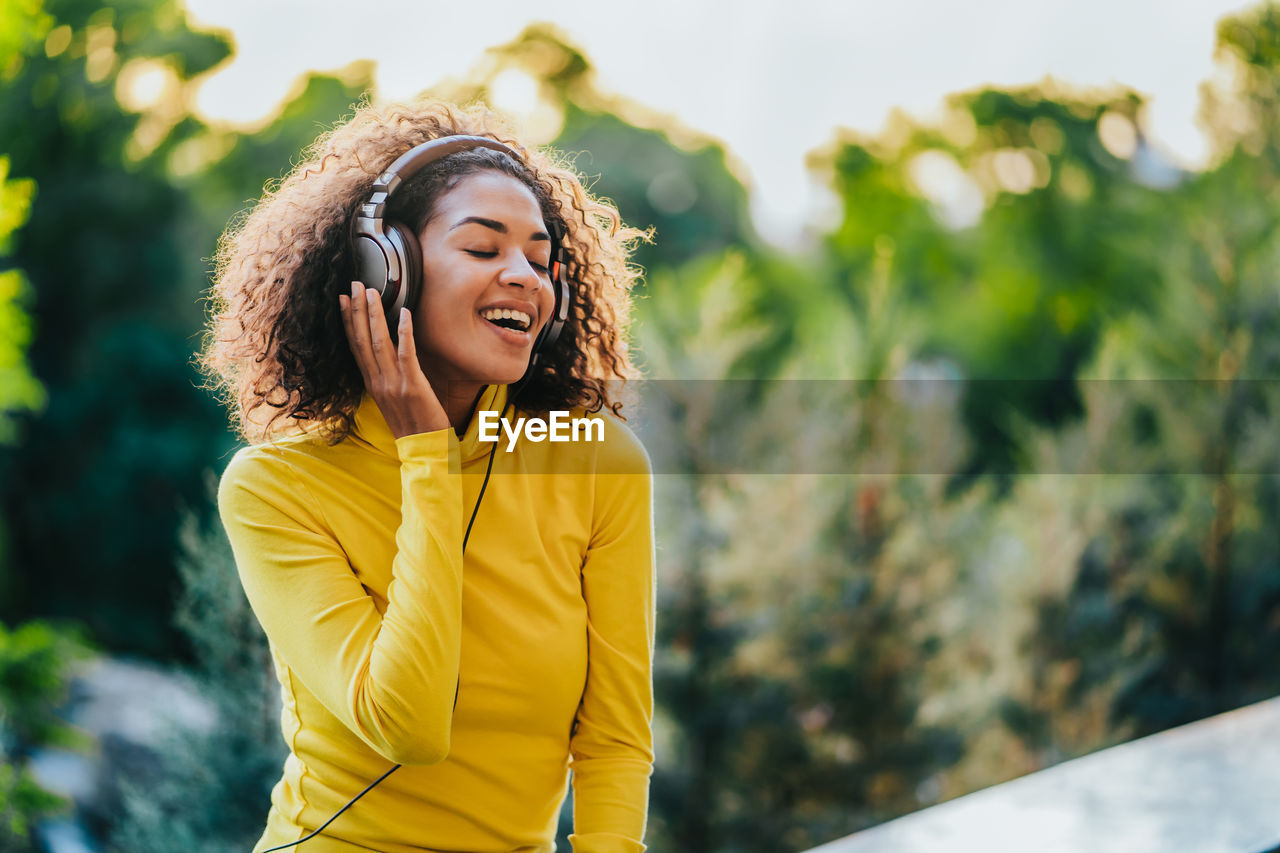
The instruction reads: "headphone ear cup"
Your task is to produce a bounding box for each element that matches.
[528,236,570,370]
[383,219,422,316]
[352,232,393,298]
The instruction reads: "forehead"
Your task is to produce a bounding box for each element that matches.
[433,171,544,228]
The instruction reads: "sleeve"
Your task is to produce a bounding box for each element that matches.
[216,431,464,766]
[568,424,657,853]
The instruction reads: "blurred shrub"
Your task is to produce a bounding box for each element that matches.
[0,618,91,850]
[105,510,283,852]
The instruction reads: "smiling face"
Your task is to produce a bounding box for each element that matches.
[412,170,557,401]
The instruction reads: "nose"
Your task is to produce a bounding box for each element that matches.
[500,252,543,290]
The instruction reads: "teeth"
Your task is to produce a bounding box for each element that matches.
[480,308,531,330]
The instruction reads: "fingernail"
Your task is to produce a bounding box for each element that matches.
[366,288,378,303]
[351,281,360,297]
[400,307,409,323]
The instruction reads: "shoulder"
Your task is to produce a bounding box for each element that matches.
[219,435,306,491]
[217,435,340,523]
[573,410,653,536]
[574,407,653,477]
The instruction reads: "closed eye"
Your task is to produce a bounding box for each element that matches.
[465,249,549,274]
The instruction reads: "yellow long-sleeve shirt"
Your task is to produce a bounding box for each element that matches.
[217,383,655,852]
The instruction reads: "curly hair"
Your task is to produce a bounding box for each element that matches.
[200,98,646,444]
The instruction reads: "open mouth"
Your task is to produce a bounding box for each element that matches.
[479,307,533,333]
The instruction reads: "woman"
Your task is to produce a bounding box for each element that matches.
[202,98,655,852]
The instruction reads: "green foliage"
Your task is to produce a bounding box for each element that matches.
[106,512,283,853]
[0,620,89,751]
[0,0,52,77]
[0,0,47,446]
[1020,30,1280,739]
[0,0,234,656]
[0,762,65,852]
[2,1,1279,849]
[181,62,374,241]
[0,618,91,850]
[554,103,757,274]
[0,157,45,446]
[439,24,758,276]
[0,0,372,658]
[636,253,973,849]
[630,5,1280,845]
[807,86,1171,483]
[1210,2,1280,157]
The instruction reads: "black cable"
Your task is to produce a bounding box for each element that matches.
[259,763,401,852]
[262,382,523,851]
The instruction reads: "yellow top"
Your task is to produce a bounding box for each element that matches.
[217,384,655,852]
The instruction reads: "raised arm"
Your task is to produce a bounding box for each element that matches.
[218,429,463,766]
[569,425,657,853]
[217,281,461,765]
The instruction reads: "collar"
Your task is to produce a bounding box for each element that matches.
[351,383,511,464]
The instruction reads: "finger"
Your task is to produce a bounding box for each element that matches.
[338,292,355,352]
[364,287,400,379]
[396,308,422,380]
[339,292,372,383]
[396,308,411,356]
[347,281,380,380]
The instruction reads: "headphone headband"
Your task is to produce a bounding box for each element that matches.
[375,136,521,194]
[350,135,570,372]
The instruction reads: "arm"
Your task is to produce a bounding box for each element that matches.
[217,430,463,766]
[569,428,657,853]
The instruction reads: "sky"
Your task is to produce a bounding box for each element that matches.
[181,0,1254,245]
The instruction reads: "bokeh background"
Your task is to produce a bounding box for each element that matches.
[2,0,1280,850]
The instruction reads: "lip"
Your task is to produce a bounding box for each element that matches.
[477,300,538,325]
[477,299,539,343]
[479,314,535,346]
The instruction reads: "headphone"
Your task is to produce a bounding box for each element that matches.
[350,134,571,369]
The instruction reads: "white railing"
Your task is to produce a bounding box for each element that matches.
[804,696,1280,853]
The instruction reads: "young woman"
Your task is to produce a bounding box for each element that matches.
[202,99,655,852]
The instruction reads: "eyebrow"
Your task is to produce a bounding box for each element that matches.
[450,216,549,242]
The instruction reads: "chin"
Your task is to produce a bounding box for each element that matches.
[469,358,532,387]
[488,371,526,387]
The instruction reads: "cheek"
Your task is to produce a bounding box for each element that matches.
[540,287,559,327]
[420,308,461,340]
[414,274,471,335]
[412,295,455,352]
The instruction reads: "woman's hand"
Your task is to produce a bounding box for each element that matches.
[339,280,451,439]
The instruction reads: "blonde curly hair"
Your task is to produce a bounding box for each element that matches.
[200,97,646,444]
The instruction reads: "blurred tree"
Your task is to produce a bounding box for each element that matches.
[0,0,50,609]
[633,253,791,851]
[0,0,372,658]
[805,84,1171,484]
[1020,0,1280,755]
[105,511,282,852]
[554,102,756,276]
[0,156,45,444]
[438,23,758,276]
[631,251,970,849]
[0,618,91,851]
[0,0,234,656]
[3,2,1275,849]
[624,6,1280,843]
[0,153,47,618]
[178,60,375,248]
[0,8,88,846]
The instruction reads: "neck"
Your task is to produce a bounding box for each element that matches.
[435,380,486,435]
